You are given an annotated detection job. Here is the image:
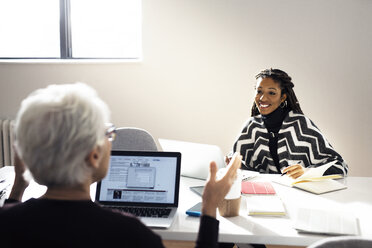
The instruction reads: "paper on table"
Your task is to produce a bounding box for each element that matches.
[294,207,359,235]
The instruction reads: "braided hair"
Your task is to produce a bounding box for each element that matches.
[251,68,303,116]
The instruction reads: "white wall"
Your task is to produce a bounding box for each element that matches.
[1,0,371,176]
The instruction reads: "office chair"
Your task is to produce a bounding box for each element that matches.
[308,236,372,248]
[111,127,158,151]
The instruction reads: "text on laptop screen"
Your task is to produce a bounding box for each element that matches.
[99,154,178,204]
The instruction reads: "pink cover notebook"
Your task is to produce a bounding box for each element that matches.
[241,181,276,194]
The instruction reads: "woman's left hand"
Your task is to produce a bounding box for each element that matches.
[282,164,305,179]
[9,151,30,201]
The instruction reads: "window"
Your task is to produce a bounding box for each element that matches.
[0,0,141,60]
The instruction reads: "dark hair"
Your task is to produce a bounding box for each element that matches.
[251,68,303,116]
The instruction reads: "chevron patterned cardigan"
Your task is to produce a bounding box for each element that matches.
[233,111,348,175]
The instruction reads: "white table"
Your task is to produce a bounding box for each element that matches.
[155,175,372,246]
[2,165,372,247]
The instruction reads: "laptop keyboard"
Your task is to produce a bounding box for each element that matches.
[107,206,172,218]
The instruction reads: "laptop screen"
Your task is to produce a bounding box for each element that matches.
[96,151,181,207]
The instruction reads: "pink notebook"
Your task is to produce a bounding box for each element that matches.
[241,181,276,194]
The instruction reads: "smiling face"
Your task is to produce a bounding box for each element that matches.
[255,77,287,115]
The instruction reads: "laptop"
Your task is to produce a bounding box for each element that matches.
[158,139,226,180]
[95,150,181,229]
[159,139,260,182]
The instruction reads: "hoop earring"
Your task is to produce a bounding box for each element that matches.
[280,101,287,108]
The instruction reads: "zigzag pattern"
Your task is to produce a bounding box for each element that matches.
[233,111,348,175]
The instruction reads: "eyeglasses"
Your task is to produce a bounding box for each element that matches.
[105,123,117,142]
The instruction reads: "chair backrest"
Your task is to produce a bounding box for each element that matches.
[111,127,158,151]
[308,237,372,248]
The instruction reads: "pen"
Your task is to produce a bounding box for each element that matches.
[280,171,287,176]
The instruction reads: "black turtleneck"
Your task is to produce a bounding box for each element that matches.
[261,106,289,172]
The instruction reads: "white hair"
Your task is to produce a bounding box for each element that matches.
[14,83,111,187]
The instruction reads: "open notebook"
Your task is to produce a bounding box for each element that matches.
[96,150,181,229]
[273,162,346,194]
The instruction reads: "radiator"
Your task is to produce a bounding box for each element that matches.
[0,119,15,167]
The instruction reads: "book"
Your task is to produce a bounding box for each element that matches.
[293,207,359,235]
[274,176,347,194]
[273,162,347,194]
[241,181,276,194]
[245,195,286,216]
[241,181,285,216]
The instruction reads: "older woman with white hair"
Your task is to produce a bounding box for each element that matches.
[0,83,241,247]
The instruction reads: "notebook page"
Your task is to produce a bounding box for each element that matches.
[295,161,338,181]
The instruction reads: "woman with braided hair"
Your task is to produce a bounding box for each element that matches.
[227,68,348,179]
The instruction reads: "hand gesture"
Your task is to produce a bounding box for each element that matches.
[9,151,31,201]
[201,152,241,218]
